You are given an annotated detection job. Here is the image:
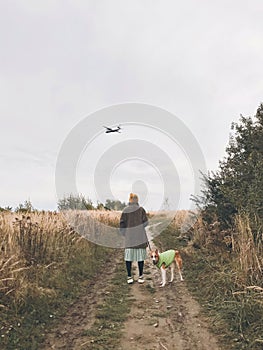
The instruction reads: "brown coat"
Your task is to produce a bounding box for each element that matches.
[120,203,148,248]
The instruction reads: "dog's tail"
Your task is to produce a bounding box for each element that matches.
[175,250,183,269]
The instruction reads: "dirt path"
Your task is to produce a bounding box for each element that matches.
[40,255,118,350]
[41,237,221,350]
[119,258,220,350]
[119,228,221,350]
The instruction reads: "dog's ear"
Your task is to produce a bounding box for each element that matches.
[155,249,158,254]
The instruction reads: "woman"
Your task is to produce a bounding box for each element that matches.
[120,193,149,284]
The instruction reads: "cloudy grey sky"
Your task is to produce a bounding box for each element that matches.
[1,0,263,211]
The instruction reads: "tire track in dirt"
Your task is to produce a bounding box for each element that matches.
[40,254,119,350]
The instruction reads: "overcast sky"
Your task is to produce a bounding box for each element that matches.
[1,0,263,211]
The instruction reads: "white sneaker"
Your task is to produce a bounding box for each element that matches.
[138,276,144,283]
[127,277,134,284]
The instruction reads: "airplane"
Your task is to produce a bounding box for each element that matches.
[103,125,122,133]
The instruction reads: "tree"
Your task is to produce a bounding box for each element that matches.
[104,199,126,211]
[96,202,105,210]
[0,206,12,212]
[194,103,263,235]
[57,194,94,211]
[15,200,35,213]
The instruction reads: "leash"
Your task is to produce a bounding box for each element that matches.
[146,231,152,251]
[144,222,152,251]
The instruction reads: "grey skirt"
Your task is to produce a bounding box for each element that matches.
[124,248,147,262]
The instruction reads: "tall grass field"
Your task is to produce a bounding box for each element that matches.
[0,210,119,349]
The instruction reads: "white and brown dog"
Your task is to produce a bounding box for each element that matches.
[150,249,184,287]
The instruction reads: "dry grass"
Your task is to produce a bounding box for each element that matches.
[181,213,263,349]
[62,210,122,248]
[0,210,122,301]
[154,210,263,349]
[234,214,262,284]
[0,210,120,349]
[189,213,263,285]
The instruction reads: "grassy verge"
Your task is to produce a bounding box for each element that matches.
[156,225,263,350]
[0,242,112,350]
[79,259,133,349]
[185,251,263,350]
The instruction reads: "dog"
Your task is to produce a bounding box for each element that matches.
[150,249,183,287]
